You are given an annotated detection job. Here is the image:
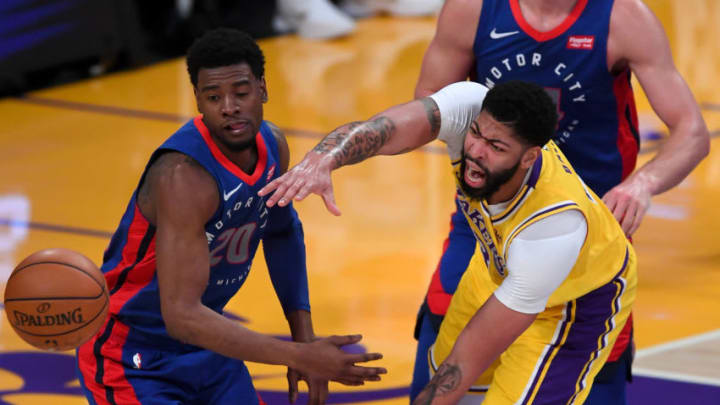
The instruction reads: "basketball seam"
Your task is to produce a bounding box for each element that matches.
[8,260,107,294]
[5,291,107,302]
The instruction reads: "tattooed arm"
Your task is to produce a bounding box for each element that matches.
[413,295,536,405]
[314,97,441,168]
[258,97,441,215]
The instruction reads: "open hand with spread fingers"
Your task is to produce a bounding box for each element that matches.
[259,150,342,215]
[294,334,387,387]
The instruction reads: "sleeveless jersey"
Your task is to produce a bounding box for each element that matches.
[473,0,639,197]
[100,116,280,343]
[434,140,637,363]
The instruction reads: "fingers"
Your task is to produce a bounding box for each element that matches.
[258,177,281,198]
[627,201,649,237]
[322,188,341,216]
[264,178,291,208]
[346,352,384,364]
[347,364,388,378]
[328,334,363,346]
[334,378,365,386]
[287,369,299,404]
[619,202,638,236]
[308,380,319,405]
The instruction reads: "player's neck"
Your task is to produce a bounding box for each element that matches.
[518,0,578,31]
[212,135,259,175]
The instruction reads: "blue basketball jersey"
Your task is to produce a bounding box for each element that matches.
[473,0,639,196]
[100,116,281,343]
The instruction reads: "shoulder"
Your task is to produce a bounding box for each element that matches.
[265,120,290,174]
[609,0,668,64]
[149,152,218,204]
[436,0,483,45]
[139,151,219,224]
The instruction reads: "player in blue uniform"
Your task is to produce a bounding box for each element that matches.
[76,28,386,405]
[411,0,709,403]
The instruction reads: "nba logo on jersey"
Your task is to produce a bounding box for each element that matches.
[133,353,142,369]
[567,35,595,50]
[266,164,276,181]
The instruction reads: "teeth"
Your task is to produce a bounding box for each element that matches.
[469,170,483,180]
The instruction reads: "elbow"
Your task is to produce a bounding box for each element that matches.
[690,121,711,162]
[161,302,197,342]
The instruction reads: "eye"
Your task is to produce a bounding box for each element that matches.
[490,143,503,152]
[207,95,220,102]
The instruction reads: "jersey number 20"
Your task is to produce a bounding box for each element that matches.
[209,223,257,266]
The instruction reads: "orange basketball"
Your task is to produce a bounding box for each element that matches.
[3,248,109,351]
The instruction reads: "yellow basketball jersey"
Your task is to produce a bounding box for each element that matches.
[434,141,637,377]
[457,140,632,303]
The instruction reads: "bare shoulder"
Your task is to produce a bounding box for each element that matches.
[265,120,290,174]
[437,0,483,44]
[608,0,669,70]
[610,0,658,33]
[138,151,219,224]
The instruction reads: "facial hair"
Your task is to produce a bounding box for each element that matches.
[225,137,256,152]
[457,152,520,202]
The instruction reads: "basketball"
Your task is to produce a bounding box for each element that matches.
[3,248,109,351]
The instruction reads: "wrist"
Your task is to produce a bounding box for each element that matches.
[286,340,305,370]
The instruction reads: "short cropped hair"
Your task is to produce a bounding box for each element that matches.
[186,28,265,87]
[481,81,558,147]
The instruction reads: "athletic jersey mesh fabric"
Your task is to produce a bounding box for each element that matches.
[100,116,279,344]
[473,0,639,197]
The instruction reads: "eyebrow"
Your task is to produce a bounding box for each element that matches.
[471,121,512,148]
[199,79,251,93]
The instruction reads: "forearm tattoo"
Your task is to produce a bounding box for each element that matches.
[312,117,396,168]
[413,363,462,405]
[420,97,441,137]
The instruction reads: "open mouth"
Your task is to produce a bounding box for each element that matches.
[225,121,248,134]
[464,161,487,188]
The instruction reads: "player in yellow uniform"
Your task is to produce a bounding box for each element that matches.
[259,80,637,404]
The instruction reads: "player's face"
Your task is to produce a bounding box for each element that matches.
[459,110,527,201]
[194,63,267,152]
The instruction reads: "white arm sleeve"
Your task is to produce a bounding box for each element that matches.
[428,82,489,161]
[493,209,588,314]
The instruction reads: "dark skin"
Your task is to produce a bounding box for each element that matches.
[137,64,386,405]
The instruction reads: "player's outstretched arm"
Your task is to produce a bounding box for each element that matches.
[602,0,710,236]
[146,153,385,387]
[258,97,441,215]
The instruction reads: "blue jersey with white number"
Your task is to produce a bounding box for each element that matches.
[473,0,638,196]
[100,116,284,344]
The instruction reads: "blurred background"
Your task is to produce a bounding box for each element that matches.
[1,0,719,404]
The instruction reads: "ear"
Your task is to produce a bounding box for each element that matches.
[520,146,541,169]
[260,76,268,103]
[193,87,201,112]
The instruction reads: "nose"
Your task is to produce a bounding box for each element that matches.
[466,137,488,161]
[221,95,240,115]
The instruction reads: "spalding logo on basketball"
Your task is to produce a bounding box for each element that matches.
[3,248,109,351]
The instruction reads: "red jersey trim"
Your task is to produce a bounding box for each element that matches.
[193,115,268,186]
[612,70,639,180]
[510,0,588,42]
